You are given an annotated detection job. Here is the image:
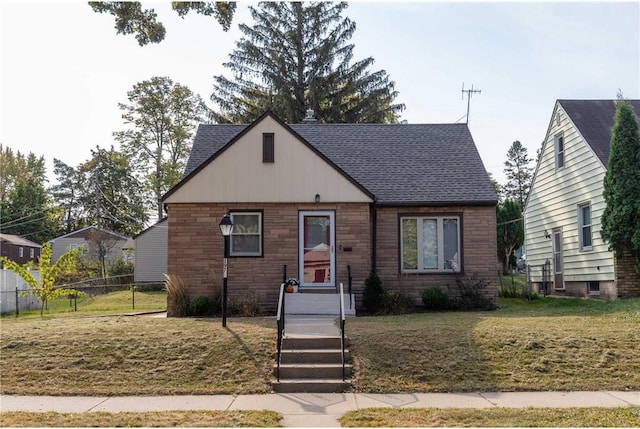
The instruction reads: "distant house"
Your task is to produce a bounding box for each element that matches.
[524,99,640,299]
[162,111,498,314]
[0,233,41,265]
[133,218,167,283]
[49,226,132,266]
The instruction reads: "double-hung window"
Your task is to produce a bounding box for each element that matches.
[19,247,24,258]
[401,216,461,272]
[578,203,592,250]
[555,134,565,170]
[230,212,263,256]
[30,248,34,258]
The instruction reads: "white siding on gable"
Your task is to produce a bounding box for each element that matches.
[164,116,373,204]
[134,221,168,283]
[524,103,613,282]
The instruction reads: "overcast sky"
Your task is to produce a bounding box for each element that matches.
[1,1,639,186]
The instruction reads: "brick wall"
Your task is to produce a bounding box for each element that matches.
[374,205,498,304]
[615,254,640,298]
[166,202,371,315]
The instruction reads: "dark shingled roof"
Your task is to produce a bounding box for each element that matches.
[182,118,497,205]
[559,99,640,166]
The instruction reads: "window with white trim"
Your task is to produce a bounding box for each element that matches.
[230,212,262,256]
[555,134,565,169]
[69,243,78,250]
[578,203,592,250]
[19,247,24,257]
[401,216,461,272]
[30,248,34,258]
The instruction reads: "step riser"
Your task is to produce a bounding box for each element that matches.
[274,365,352,379]
[280,350,350,364]
[272,381,351,393]
[282,337,345,349]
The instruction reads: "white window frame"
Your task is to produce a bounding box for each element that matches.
[30,248,35,258]
[578,203,592,251]
[19,247,24,257]
[69,243,78,250]
[555,133,565,170]
[230,211,263,257]
[400,216,461,273]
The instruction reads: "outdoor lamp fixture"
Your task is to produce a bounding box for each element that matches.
[315,193,320,203]
[219,214,233,327]
[544,229,551,239]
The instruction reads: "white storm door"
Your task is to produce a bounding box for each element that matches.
[299,211,335,287]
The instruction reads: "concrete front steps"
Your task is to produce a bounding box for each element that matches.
[284,292,356,316]
[273,330,352,393]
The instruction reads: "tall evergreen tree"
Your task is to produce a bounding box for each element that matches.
[503,140,533,209]
[114,76,208,221]
[497,199,524,273]
[211,1,404,124]
[601,101,640,271]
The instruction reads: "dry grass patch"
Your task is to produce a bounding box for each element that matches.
[0,316,276,395]
[338,407,640,427]
[0,410,282,427]
[349,298,640,392]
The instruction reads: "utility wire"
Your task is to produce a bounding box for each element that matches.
[496,217,523,227]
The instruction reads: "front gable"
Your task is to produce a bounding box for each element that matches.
[164,113,373,204]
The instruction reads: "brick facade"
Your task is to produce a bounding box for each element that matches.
[374,205,498,304]
[166,203,371,314]
[615,254,640,298]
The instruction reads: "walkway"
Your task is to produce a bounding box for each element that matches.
[2,391,638,427]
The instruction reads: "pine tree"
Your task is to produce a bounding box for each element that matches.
[211,2,404,124]
[503,140,533,209]
[601,101,640,270]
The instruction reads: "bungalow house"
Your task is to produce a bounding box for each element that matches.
[0,233,41,265]
[49,226,132,267]
[133,218,168,283]
[524,99,640,299]
[162,111,498,314]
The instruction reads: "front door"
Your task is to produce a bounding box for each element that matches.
[552,229,564,289]
[299,211,335,287]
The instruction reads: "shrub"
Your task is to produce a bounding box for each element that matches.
[363,271,385,312]
[164,274,189,317]
[108,259,134,276]
[188,296,218,316]
[422,287,451,311]
[454,275,496,310]
[381,290,414,314]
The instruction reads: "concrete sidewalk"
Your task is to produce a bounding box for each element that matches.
[1,392,638,427]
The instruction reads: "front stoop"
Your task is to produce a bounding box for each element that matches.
[273,336,352,393]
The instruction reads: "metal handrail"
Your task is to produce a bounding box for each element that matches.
[275,283,286,382]
[339,282,346,381]
[347,265,353,309]
[282,264,287,284]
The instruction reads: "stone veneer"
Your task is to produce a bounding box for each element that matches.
[166,203,371,315]
[166,202,499,315]
[373,205,499,304]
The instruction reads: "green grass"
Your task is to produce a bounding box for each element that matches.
[349,297,640,392]
[4,289,166,319]
[339,407,640,427]
[1,297,638,395]
[0,410,282,427]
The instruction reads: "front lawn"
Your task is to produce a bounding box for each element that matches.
[0,297,638,395]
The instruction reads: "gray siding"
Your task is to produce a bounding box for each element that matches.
[134,221,168,283]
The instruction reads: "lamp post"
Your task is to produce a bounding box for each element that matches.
[219,213,233,327]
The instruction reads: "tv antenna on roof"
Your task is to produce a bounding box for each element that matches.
[461,83,481,125]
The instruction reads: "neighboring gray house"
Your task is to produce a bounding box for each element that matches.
[524,99,640,299]
[133,218,168,283]
[49,226,132,266]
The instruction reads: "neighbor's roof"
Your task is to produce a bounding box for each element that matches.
[559,99,640,166]
[0,233,41,248]
[182,116,497,205]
